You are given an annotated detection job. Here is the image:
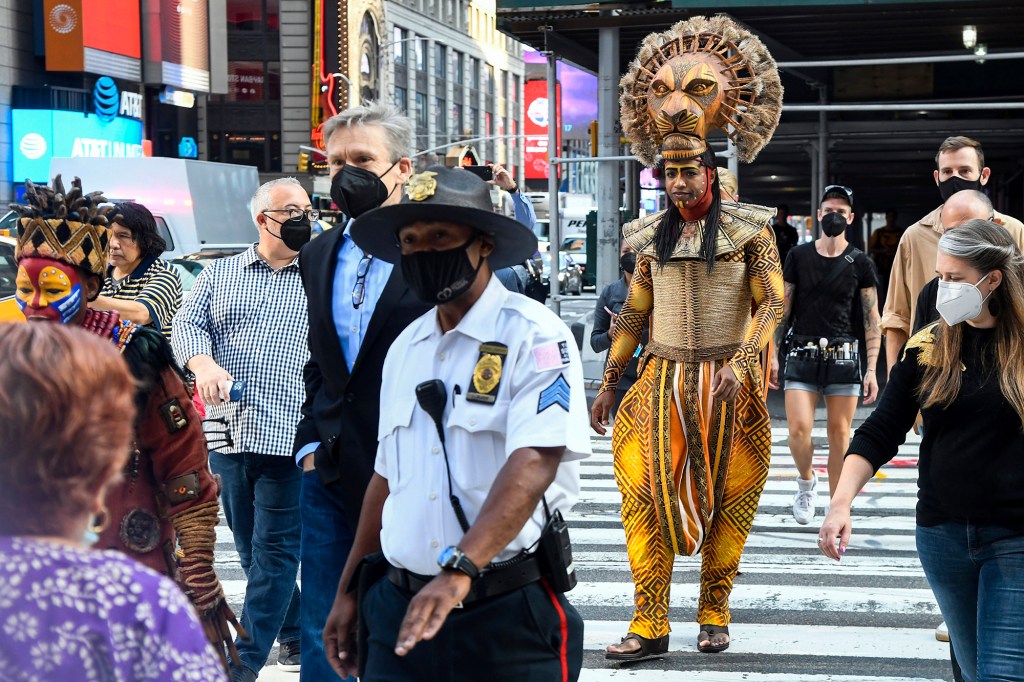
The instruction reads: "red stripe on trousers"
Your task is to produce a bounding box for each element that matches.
[542,579,569,682]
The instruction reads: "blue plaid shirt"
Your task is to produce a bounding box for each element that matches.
[171,244,309,457]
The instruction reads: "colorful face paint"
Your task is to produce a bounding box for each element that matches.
[665,162,714,220]
[16,258,84,324]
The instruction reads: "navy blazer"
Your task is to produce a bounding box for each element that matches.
[293,225,430,529]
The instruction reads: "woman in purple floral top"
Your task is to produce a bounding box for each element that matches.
[0,323,225,681]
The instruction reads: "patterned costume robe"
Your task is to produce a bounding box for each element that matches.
[602,202,784,637]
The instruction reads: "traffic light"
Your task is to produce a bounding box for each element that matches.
[298,152,309,173]
[589,120,598,156]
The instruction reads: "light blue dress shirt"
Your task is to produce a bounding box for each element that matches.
[333,220,394,373]
[296,221,393,465]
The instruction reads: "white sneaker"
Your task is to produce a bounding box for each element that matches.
[935,621,950,642]
[793,472,818,525]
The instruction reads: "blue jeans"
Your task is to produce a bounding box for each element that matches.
[916,521,1024,682]
[211,452,301,674]
[300,471,356,682]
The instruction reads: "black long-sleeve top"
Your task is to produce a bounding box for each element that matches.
[591,277,648,389]
[912,277,940,334]
[591,278,630,353]
[849,323,1024,533]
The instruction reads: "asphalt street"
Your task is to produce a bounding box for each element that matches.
[228,294,948,681]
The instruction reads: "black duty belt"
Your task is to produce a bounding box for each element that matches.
[387,554,543,606]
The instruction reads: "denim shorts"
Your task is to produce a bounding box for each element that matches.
[784,380,861,397]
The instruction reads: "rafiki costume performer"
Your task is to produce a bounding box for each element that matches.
[591,15,785,659]
[11,176,244,668]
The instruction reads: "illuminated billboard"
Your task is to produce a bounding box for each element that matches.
[523,50,597,141]
[43,0,142,80]
[143,0,211,92]
[523,80,560,181]
[12,110,145,184]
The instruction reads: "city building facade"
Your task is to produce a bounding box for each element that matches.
[0,0,227,204]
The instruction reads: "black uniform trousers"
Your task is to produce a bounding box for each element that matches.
[362,576,583,682]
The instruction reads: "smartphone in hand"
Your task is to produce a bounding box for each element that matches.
[228,380,246,402]
[463,165,494,181]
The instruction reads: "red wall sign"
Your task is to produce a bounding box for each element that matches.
[523,79,560,181]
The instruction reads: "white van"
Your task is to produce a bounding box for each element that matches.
[48,157,260,259]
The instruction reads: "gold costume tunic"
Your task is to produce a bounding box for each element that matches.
[602,201,783,633]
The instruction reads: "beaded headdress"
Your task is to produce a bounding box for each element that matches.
[11,176,116,278]
[620,15,783,168]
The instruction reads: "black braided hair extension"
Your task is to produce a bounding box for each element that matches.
[653,199,683,268]
[698,147,722,273]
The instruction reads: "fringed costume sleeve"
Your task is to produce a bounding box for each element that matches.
[133,352,245,668]
[600,253,654,395]
[728,227,784,384]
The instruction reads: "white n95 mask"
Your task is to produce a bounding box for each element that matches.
[935,273,991,326]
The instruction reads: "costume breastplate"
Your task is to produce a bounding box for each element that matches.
[623,201,774,362]
[647,258,751,362]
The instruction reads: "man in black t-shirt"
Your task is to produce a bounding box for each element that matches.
[772,204,799,266]
[769,186,881,525]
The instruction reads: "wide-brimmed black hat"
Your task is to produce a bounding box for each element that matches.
[350,165,538,269]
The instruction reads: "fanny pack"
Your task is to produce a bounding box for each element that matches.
[784,336,861,386]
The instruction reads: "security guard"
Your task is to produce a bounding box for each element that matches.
[323,166,590,681]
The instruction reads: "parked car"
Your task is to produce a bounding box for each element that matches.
[170,247,248,292]
[0,211,17,238]
[0,236,25,322]
[560,232,596,289]
[541,251,582,296]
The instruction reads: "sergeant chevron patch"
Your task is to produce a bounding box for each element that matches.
[537,374,571,413]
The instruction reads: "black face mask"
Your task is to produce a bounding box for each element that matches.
[821,212,848,238]
[266,214,312,251]
[400,235,484,304]
[330,161,398,219]
[938,176,982,203]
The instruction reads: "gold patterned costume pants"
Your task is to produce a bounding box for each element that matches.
[612,354,772,638]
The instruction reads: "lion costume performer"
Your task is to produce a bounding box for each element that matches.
[11,176,244,670]
[591,15,784,659]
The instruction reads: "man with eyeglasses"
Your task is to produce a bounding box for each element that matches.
[292,102,431,682]
[770,185,881,525]
[172,177,312,682]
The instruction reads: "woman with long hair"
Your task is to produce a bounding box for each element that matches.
[819,218,1024,682]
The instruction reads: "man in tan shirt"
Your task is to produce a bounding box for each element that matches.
[881,136,1024,371]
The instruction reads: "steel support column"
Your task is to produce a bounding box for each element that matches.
[596,26,620,292]
[546,50,561,314]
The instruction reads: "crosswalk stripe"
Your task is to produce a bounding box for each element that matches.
[579,673,945,682]
[569,581,939,614]
[581,621,948,660]
[573,551,927,577]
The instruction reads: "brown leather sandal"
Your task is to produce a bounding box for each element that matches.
[697,624,730,653]
[605,633,670,661]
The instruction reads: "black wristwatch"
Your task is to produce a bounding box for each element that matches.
[508,182,520,194]
[437,545,480,580]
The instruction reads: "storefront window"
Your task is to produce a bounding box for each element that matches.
[226,61,266,101]
[416,92,428,128]
[435,97,447,135]
[227,0,262,31]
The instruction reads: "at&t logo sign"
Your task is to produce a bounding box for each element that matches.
[93,77,144,122]
[94,77,119,122]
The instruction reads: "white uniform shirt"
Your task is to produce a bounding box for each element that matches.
[375,275,591,576]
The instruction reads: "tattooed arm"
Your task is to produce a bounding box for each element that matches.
[861,286,881,403]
